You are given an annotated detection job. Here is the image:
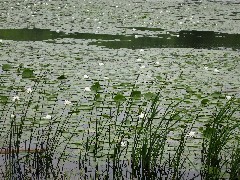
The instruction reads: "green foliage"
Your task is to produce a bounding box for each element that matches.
[0,96,8,103]
[57,74,67,79]
[131,90,141,99]
[113,93,126,102]
[201,99,209,105]
[2,64,12,71]
[144,92,157,100]
[22,68,35,78]
[91,82,102,92]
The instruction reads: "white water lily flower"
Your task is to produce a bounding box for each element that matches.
[83,74,89,79]
[43,114,51,120]
[156,61,160,65]
[26,87,32,93]
[226,96,231,100]
[204,66,208,70]
[140,65,145,69]
[186,131,196,138]
[139,49,144,52]
[99,62,104,66]
[12,96,20,102]
[84,87,91,92]
[0,39,2,43]
[139,113,145,119]
[10,114,15,118]
[121,141,127,147]
[136,58,141,62]
[64,100,72,105]
[103,77,109,80]
[56,29,60,33]
[135,35,139,38]
[214,68,219,73]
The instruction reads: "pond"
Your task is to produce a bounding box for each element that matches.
[0,0,240,179]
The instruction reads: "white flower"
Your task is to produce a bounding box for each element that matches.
[214,68,219,73]
[156,61,160,65]
[12,96,20,102]
[99,62,104,66]
[43,114,51,120]
[132,28,136,31]
[135,35,139,38]
[226,96,231,100]
[84,87,91,92]
[204,66,208,70]
[83,74,89,79]
[103,77,109,80]
[140,49,144,52]
[64,100,72,105]
[139,113,145,119]
[56,29,60,33]
[186,131,196,138]
[0,39,2,43]
[10,114,15,118]
[26,87,32,93]
[140,65,145,69]
[121,141,127,147]
[136,58,141,62]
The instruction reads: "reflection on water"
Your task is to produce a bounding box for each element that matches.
[0,28,240,50]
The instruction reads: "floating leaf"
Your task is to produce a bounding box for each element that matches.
[131,91,141,99]
[201,99,209,105]
[95,93,101,100]
[22,68,35,78]
[57,75,67,79]
[91,82,102,92]
[2,64,12,71]
[144,92,156,100]
[155,76,163,81]
[114,93,126,102]
[0,96,8,103]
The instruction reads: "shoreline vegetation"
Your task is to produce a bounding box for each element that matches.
[0,77,239,179]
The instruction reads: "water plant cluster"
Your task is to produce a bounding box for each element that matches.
[0,68,239,179]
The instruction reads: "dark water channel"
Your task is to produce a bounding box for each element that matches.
[0,28,240,50]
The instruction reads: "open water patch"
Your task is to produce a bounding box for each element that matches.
[0,28,240,50]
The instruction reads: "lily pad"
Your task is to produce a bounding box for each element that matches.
[2,64,12,71]
[22,68,35,78]
[57,75,67,79]
[131,91,141,99]
[91,82,102,92]
[113,93,126,102]
[0,96,8,103]
[201,99,209,105]
[144,92,156,100]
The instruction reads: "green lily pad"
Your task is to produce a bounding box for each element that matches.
[113,93,126,102]
[131,91,141,99]
[57,74,67,79]
[0,96,8,103]
[201,99,209,105]
[144,92,156,100]
[2,64,12,71]
[91,82,102,92]
[22,68,35,78]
